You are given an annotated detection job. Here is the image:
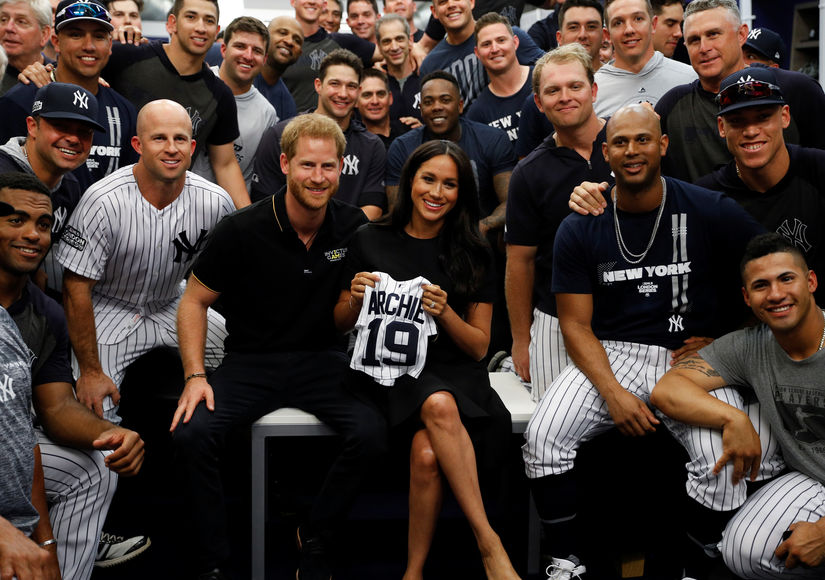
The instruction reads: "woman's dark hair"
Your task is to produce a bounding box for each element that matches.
[389,140,490,299]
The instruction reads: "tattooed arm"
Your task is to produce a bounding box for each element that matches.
[650,354,762,484]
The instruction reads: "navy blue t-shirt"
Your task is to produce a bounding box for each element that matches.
[251,115,386,210]
[0,81,138,191]
[515,91,555,157]
[527,9,560,52]
[9,280,73,387]
[386,118,517,216]
[253,75,298,122]
[465,70,532,143]
[552,178,765,349]
[505,125,612,317]
[419,28,543,109]
[696,144,825,303]
[388,71,421,121]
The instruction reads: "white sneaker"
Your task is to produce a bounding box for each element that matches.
[94,532,151,568]
[546,555,586,579]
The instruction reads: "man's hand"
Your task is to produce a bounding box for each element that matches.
[775,520,825,568]
[569,181,609,216]
[170,377,214,432]
[17,62,52,87]
[93,427,145,477]
[0,519,59,580]
[399,116,423,129]
[511,338,531,383]
[714,412,761,484]
[605,389,659,436]
[113,24,145,45]
[670,336,714,365]
[76,371,120,418]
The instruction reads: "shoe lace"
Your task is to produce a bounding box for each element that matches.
[99,532,126,544]
[545,562,584,580]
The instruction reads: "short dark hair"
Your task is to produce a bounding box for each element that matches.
[223,16,270,53]
[169,0,218,20]
[605,0,653,23]
[0,172,52,198]
[347,0,379,15]
[361,67,389,89]
[104,0,144,12]
[319,48,364,82]
[651,0,684,13]
[740,233,809,280]
[558,0,604,27]
[474,11,513,42]
[421,70,461,97]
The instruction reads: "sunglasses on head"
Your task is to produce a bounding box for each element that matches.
[56,2,110,22]
[716,80,782,108]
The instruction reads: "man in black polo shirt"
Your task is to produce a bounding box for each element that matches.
[172,113,388,580]
[252,48,386,220]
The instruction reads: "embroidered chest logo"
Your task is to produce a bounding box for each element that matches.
[52,206,68,235]
[776,219,812,252]
[0,374,16,403]
[186,107,204,138]
[342,155,360,175]
[668,314,684,333]
[172,229,208,263]
[310,49,327,70]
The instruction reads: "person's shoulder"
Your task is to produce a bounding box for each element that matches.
[774,67,824,94]
[391,126,423,149]
[185,171,234,200]
[463,117,508,140]
[97,84,137,113]
[667,176,726,201]
[80,164,136,202]
[694,163,733,191]
[516,137,560,169]
[22,280,66,328]
[111,38,161,62]
[656,78,701,112]
[328,197,369,231]
[1,80,36,108]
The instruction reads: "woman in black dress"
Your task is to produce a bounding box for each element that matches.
[334,141,518,579]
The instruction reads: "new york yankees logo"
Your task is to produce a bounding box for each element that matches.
[173,229,208,263]
[73,90,89,109]
[776,218,813,252]
[186,107,203,138]
[0,374,15,403]
[748,28,762,40]
[668,314,684,333]
[309,49,327,70]
[342,154,360,175]
[51,206,68,235]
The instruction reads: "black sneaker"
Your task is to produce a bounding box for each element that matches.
[94,532,151,568]
[296,528,332,580]
[197,568,231,580]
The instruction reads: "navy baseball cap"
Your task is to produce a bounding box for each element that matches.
[744,27,786,65]
[716,66,785,116]
[54,0,113,32]
[31,82,106,132]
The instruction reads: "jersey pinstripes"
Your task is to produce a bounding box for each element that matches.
[522,340,784,511]
[56,166,235,345]
[38,429,117,580]
[721,472,825,579]
[528,309,570,402]
[350,274,437,386]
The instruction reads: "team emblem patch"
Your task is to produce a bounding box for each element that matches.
[61,225,87,251]
[325,248,347,262]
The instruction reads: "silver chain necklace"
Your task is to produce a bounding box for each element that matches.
[613,177,667,265]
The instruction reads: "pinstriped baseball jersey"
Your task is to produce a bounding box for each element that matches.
[55,165,235,345]
[350,273,437,386]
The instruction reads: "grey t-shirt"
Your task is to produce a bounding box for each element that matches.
[0,306,38,535]
[700,319,825,483]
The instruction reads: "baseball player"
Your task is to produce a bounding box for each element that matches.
[521,104,774,578]
[651,232,825,578]
[0,171,146,579]
[56,99,234,422]
[172,113,387,580]
[505,44,612,402]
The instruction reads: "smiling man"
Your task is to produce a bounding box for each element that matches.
[0,0,51,95]
[0,0,138,191]
[0,82,101,297]
[656,0,825,184]
[253,49,386,220]
[253,15,303,121]
[592,0,695,117]
[651,0,683,58]
[173,113,387,580]
[346,0,379,43]
[356,68,408,148]
[467,12,531,143]
[193,16,277,188]
[651,232,825,580]
[100,0,249,208]
[522,103,766,577]
[57,99,234,429]
[375,13,420,124]
[386,70,516,233]
[505,44,611,400]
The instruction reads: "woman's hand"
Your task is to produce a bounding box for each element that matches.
[350,272,381,308]
[422,284,448,318]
